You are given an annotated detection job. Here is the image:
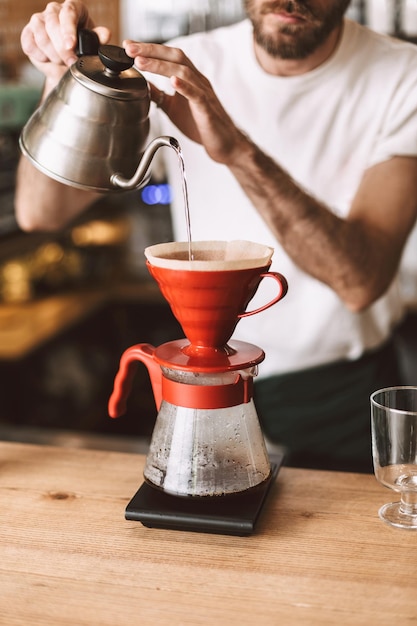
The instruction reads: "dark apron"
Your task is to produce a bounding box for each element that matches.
[254,341,401,473]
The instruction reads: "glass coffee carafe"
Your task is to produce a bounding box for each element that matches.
[145,366,270,496]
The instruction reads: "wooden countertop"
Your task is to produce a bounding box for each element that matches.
[0,281,162,361]
[0,291,107,361]
[0,441,416,625]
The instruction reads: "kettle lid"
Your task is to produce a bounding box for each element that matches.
[71,43,149,100]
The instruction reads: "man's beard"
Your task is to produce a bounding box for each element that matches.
[244,0,350,60]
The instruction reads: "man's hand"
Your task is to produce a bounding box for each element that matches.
[21,0,111,84]
[124,40,247,166]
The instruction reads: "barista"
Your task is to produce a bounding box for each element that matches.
[15,1,417,472]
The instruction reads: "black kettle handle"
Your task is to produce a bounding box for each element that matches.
[76,28,100,56]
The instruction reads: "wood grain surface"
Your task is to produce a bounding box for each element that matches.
[0,441,415,626]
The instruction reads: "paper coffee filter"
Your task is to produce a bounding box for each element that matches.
[145,240,274,271]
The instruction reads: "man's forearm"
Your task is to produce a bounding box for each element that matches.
[228,136,390,311]
[15,156,101,232]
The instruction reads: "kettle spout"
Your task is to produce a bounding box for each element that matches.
[110,136,180,190]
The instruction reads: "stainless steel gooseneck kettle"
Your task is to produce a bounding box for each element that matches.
[20,30,178,192]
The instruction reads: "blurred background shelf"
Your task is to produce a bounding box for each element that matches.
[0,0,416,451]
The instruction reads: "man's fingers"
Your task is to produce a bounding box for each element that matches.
[93,26,112,45]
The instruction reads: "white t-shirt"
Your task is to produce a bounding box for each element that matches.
[149,18,417,378]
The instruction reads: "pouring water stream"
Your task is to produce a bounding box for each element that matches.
[169,139,194,261]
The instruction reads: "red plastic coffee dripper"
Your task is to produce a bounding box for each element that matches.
[146,260,288,358]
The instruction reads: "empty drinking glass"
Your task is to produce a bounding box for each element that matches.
[371,386,417,529]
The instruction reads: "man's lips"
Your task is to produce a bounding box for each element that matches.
[260,2,311,23]
[269,10,307,24]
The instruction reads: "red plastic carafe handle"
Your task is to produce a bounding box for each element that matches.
[108,343,162,418]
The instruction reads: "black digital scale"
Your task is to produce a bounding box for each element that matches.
[125,453,284,536]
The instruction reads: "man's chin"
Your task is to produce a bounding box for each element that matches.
[254,25,317,57]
